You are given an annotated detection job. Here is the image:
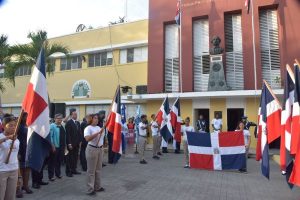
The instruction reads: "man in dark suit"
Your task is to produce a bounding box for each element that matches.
[65,109,81,177]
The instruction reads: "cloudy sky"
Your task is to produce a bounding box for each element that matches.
[0,0,148,44]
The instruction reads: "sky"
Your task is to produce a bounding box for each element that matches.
[0,0,148,44]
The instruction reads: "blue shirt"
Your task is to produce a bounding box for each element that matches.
[50,123,65,148]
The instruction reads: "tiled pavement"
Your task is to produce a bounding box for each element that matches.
[22,149,300,200]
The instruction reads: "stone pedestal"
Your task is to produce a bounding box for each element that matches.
[208,55,229,91]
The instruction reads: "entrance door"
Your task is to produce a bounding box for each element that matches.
[194,109,210,133]
[227,108,244,131]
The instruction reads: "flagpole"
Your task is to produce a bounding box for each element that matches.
[5,109,25,164]
[179,0,183,93]
[286,64,295,83]
[263,80,282,108]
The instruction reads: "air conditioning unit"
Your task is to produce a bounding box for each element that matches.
[136,85,147,94]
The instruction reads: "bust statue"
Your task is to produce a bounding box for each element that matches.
[210,36,224,55]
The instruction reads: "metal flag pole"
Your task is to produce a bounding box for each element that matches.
[179,0,183,93]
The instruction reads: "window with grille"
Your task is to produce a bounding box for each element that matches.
[193,19,209,92]
[165,24,179,93]
[119,47,147,64]
[60,56,82,71]
[15,66,31,76]
[88,52,113,67]
[224,14,244,90]
[259,9,281,89]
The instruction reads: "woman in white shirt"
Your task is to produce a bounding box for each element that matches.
[181,117,195,168]
[84,114,105,195]
[236,121,251,173]
[0,114,19,200]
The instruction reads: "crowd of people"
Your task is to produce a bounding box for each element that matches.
[0,109,253,199]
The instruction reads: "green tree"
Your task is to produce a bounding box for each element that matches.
[6,30,69,85]
[0,34,10,92]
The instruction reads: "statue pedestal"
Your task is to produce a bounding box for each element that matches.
[208,54,229,91]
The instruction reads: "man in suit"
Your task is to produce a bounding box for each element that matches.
[65,109,81,177]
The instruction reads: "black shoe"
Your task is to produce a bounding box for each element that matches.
[22,187,33,194]
[95,187,105,192]
[86,191,96,195]
[16,189,23,198]
[49,177,55,181]
[140,160,147,164]
[32,183,40,189]
[157,152,162,156]
[66,173,73,177]
[102,164,106,167]
[72,171,81,175]
[239,169,247,173]
[39,181,49,185]
[56,175,63,179]
[152,156,160,160]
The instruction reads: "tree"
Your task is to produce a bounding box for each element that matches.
[6,30,69,85]
[0,34,10,92]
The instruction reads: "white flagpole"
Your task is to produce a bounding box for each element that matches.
[179,0,183,93]
[251,0,257,91]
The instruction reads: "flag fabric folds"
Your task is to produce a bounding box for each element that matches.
[156,97,173,142]
[106,86,122,161]
[257,81,282,179]
[280,66,295,187]
[22,47,51,172]
[175,0,180,25]
[170,98,182,143]
[187,131,246,170]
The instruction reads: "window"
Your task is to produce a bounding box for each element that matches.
[88,52,113,67]
[0,68,4,78]
[60,56,82,71]
[15,66,31,76]
[193,19,210,92]
[224,14,244,90]
[259,9,281,89]
[120,47,148,64]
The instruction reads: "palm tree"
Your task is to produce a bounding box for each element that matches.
[6,30,69,84]
[0,34,10,92]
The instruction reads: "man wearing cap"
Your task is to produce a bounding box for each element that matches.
[65,109,81,177]
[241,116,257,131]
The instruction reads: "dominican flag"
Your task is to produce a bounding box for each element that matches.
[187,131,246,170]
[106,86,122,161]
[245,0,250,14]
[22,47,51,172]
[256,100,262,161]
[257,81,282,179]
[170,97,182,142]
[156,97,173,142]
[175,0,180,25]
[280,66,295,187]
[289,63,300,187]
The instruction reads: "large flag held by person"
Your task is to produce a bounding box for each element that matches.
[257,81,282,179]
[280,65,295,187]
[156,97,173,142]
[106,86,122,161]
[187,131,246,170]
[170,97,182,143]
[22,47,51,171]
[289,62,300,187]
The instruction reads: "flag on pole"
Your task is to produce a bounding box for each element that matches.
[170,97,182,143]
[22,47,51,171]
[106,86,122,161]
[256,100,262,161]
[245,0,250,14]
[175,0,180,25]
[121,104,126,124]
[280,65,295,188]
[257,81,282,179]
[289,62,300,187]
[156,97,173,142]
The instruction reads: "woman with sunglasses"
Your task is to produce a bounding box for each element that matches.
[0,114,19,200]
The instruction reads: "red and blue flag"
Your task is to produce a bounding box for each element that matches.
[156,97,173,142]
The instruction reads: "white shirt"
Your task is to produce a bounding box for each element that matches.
[150,121,159,136]
[181,125,195,141]
[84,125,104,147]
[0,133,19,172]
[138,122,147,137]
[211,118,223,130]
[243,130,251,146]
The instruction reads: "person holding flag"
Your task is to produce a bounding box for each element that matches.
[84,114,105,195]
[181,117,195,168]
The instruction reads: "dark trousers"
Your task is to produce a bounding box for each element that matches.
[80,143,87,171]
[107,133,115,164]
[48,147,64,178]
[32,158,48,184]
[65,145,79,175]
[175,142,181,153]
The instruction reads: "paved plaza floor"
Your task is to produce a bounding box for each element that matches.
[22,150,300,200]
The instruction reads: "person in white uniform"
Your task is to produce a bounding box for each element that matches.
[211,113,223,133]
[0,114,19,200]
[84,114,105,195]
[138,115,148,164]
[181,117,195,168]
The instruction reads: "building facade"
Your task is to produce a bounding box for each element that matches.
[0,20,148,119]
